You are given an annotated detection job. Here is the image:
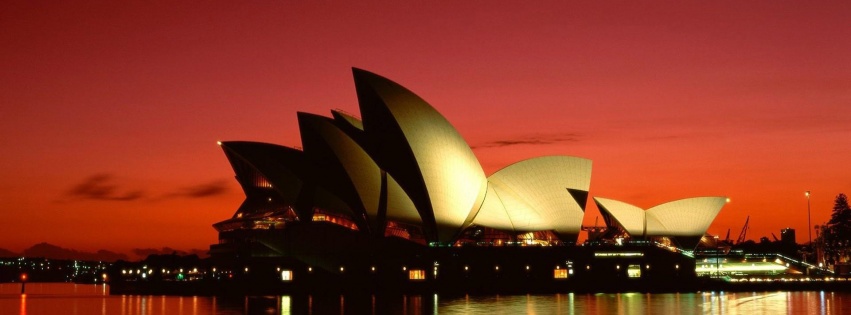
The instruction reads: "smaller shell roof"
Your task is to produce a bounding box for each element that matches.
[594,196,728,237]
[593,197,645,236]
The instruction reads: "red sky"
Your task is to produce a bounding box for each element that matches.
[2,1,850,255]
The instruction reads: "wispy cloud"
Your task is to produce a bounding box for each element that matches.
[473,133,581,149]
[65,174,145,201]
[63,175,230,203]
[164,180,229,199]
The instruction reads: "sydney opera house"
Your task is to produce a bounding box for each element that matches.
[205,68,729,292]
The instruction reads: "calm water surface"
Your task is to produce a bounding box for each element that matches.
[2,283,850,314]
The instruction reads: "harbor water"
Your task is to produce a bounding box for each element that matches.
[2,283,851,314]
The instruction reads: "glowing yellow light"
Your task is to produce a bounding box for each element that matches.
[281,270,292,281]
[216,141,222,146]
[408,270,426,280]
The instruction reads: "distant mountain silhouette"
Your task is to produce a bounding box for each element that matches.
[3,243,209,262]
[22,243,129,262]
[0,248,18,258]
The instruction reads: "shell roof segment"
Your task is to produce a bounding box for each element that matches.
[353,68,487,242]
[594,196,728,237]
[474,156,592,239]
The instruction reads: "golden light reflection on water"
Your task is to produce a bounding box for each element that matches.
[4,284,851,314]
[280,296,291,315]
[702,291,796,314]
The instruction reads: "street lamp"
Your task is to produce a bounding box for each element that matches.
[806,191,812,244]
[20,273,27,294]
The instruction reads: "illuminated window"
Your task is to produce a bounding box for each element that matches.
[281,270,292,281]
[554,269,568,279]
[627,265,641,278]
[311,210,359,231]
[409,269,426,280]
[255,176,273,189]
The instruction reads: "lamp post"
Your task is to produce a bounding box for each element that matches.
[806,191,812,245]
[20,273,27,294]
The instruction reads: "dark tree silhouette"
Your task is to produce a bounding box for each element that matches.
[823,193,851,264]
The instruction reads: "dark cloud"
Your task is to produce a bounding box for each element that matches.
[164,180,229,199]
[66,174,145,201]
[65,176,229,203]
[22,242,129,262]
[473,133,581,149]
[180,180,229,198]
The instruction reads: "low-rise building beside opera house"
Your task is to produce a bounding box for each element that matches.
[112,69,732,294]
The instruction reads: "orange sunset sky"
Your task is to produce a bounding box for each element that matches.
[1,1,850,257]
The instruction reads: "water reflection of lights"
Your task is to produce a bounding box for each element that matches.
[19,293,26,315]
[7,285,851,314]
[280,296,291,315]
[704,292,788,314]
